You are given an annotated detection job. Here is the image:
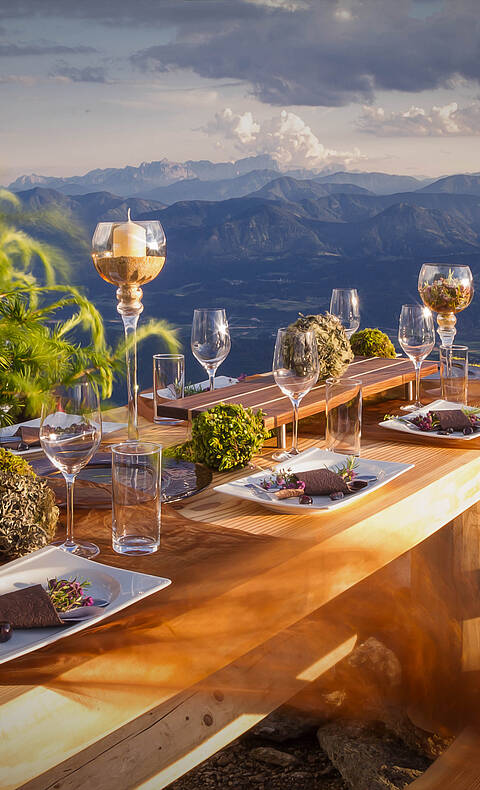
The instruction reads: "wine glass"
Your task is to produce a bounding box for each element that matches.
[40,381,102,558]
[398,304,435,411]
[329,288,360,338]
[191,308,231,392]
[272,327,319,460]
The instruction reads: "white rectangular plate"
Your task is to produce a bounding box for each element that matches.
[379,400,480,441]
[0,546,170,665]
[0,418,127,456]
[214,447,413,514]
[141,375,239,400]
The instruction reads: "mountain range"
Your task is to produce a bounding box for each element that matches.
[7,155,435,201]
[12,165,480,386]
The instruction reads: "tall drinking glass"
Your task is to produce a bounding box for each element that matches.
[398,304,435,411]
[272,328,319,460]
[330,289,360,338]
[40,381,102,558]
[153,353,185,424]
[112,442,162,555]
[191,308,231,392]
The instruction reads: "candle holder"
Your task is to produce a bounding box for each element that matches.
[92,211,166,439]
[418,262,473,396]
[418,263,473,348]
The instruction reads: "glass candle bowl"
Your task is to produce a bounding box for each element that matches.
[418,263,473,348]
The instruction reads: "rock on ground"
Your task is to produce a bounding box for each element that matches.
[317,720,432,790]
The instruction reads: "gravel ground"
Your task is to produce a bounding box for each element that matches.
[167,731,348,790]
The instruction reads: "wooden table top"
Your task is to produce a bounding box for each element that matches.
[143,356,438,428]
[2,391,480,789]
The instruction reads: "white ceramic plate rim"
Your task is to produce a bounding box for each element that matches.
[214,447,413,514]
[0,418,126,456]
[0,546,171,665]
[379,399,480,440]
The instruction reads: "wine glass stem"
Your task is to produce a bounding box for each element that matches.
[64,473,76,547]
[291,399,299,453]
[414,361,422,407]
[207,368,216,392]
[122,313,140,440]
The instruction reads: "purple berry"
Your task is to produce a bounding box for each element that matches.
[0,622,12,643]
[330,491,344,501]
[299,495,313,505]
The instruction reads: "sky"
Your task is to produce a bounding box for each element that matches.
[1,0,480,182]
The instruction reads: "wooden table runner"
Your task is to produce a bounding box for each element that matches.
[140,356,438,429]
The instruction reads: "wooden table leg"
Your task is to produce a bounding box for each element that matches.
[408,505,480,734]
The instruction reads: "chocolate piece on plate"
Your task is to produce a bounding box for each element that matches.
[437,410,471,432]
[296,468,350,496]
[0,584,63,628]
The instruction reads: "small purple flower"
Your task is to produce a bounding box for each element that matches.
[82,596,94,607]
[277,477,286,487]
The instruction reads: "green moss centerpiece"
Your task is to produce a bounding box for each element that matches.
[286,312,353,381]
[350,328,396,359]
[0,449,58,560]
[165,403,270,471]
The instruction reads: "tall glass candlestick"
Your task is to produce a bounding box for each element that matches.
[92,210,166,439]
[418,262,473,395]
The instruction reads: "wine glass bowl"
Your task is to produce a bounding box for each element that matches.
[329,288,360,338]
[191,308,231,392]
[40,382,102,558]
[418,263,473,348]
[272,327,319,459]
[398,304,435,411]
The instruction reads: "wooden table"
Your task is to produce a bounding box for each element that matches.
[141,356,438,429]
[1,393,480,790]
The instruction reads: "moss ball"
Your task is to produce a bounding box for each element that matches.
[350,328,396,359]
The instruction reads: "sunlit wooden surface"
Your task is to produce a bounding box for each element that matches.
[1,389,480,789]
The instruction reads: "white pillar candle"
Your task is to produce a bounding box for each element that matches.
[112,208,147,257]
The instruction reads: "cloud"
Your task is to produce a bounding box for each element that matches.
[128,0,480,107]
[357,102,480,136]
[50,61,108,83]
[0,73,38,85]
[2,1,480,109]
[203,107,364,169]
[0,41,96,57]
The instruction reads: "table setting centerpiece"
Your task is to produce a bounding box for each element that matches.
[92,209,167,440]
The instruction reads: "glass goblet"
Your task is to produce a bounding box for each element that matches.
[40,381,102,558]
[272,327,319,460]
[418,263,473,348]
[329,288,360,338]
[398,304,435,411]
[191,308,231,392]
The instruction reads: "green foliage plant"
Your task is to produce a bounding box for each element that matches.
[350,328,396,359]
[288,312,353,381]
[0,449,58,559]
[0,190,179,425]
[165,402,270,471]
[0,447,34,476]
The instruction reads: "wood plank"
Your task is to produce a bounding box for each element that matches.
[140,357,437,428]
[18,611,356,790]
[409,728,480,789]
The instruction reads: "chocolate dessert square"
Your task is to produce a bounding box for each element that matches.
[437,410,471,431]
[0,585,63,628]
[295,468,350,496]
